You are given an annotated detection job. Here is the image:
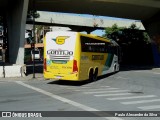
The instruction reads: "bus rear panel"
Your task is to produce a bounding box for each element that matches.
[43,31,80,81]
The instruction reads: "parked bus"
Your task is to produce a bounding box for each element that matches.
[43,31,120,81]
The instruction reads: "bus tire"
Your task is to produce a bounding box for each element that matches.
[93,68,98,81]
[114,65,117,73]
[89,68,94,82]
[117,65,119,72]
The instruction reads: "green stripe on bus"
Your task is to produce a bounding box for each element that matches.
[102,53,114,72]
[106,53,114,67]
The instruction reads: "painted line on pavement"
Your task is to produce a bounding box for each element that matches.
[75,88,119,91]
[134,71,160,75]
[100,86,111,87]
[15,81,123,120]
[152,72,160,75]
[121,99,160,105]
[138,105,160,110]
[65,86,111,90]
[95,93,132,97]
[115,76,129,79]
[107,95,157,100]
[84,90,129,94]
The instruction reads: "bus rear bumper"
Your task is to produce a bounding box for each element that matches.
[43,71,79,81]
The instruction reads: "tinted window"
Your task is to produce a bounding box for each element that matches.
[32,50,39,54]
[80,36,120,55]
[80,36,108,53]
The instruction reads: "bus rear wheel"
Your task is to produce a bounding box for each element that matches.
[89,69,94,82]
[89,68,98,82]
[93,68,98,81]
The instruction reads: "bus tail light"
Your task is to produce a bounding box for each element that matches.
[73,60,78,73]
[44,58,47,71]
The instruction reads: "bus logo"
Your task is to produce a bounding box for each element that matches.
[52,36,69,45]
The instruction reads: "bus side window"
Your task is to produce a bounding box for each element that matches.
[107,44,111,53]
[81,36,109,53]
[88,46,92,51]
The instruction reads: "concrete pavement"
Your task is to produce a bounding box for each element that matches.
[0,73,43,81]
[0,65,160,81]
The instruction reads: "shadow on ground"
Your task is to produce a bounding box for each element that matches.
[47,72,115,86]
[25,61,43,75]
[120,65,160,71]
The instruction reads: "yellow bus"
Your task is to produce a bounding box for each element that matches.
[43,31,120,81]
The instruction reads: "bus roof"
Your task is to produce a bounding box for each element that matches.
[46,31,111,43]
[79,32,111,43]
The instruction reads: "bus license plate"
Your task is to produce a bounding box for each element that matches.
[56,76,62,79]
